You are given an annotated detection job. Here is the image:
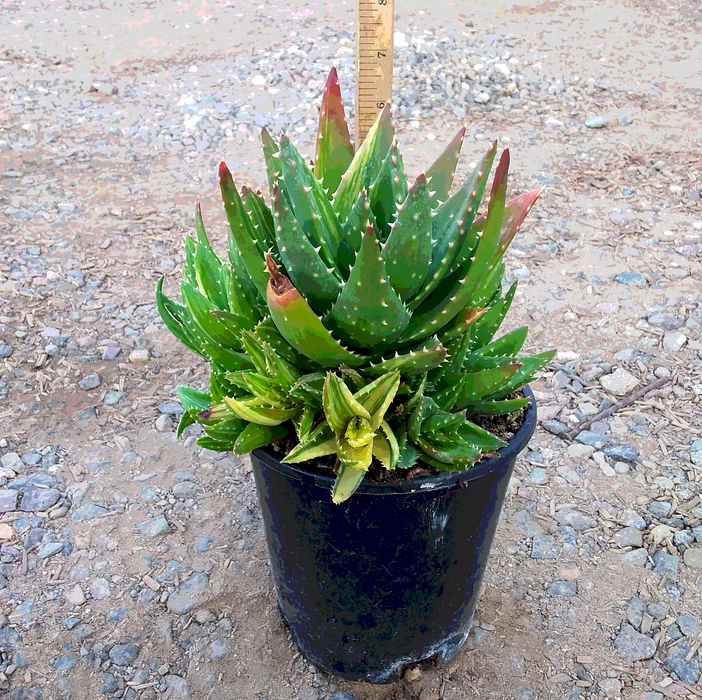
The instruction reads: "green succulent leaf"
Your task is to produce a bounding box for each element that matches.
[363,336,448,378]
[332,462,366,504]
[323,372,371,434]
[155,277,206,358]
[326,226,411,348]
[314,66,355,198]
[475,325,529,357]
[425,126,466,208]
[265,255,367,368]
[483,349,556,400]
[284,421,337,463]
[368,138,408,240]
[463,396,530,415]
[373,420,400,469]
[271,181,341,311]
[333,102,394,225]
[380,173,433,301]
[178,386,212,412]
[234,423,289,454]
[219,161,269,298]
[223,397,298,426]
[337,432,373,472]
[241,185,277,255]
[353,370,400,430]
[410,141,497,309]
[278,133,343,268]
[180,282,242,349]
[176,411,196,438]
[438,307,488,346]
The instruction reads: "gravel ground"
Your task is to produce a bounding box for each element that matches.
[1,0,702,698]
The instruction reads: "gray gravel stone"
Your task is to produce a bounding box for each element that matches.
[620,548,648,566]
[602,444,638,462]
[210,638,228,660]
[664,642,700,684]
[647,312,682,330]
[514,510,544,537]
[194,537,213,552]
[166,572,209,614]
[101,346,121,361]
[137,515,170,537]
[541,420,568,435]
[103,390,125,405]
[613,526,643,549]
[548,580,577,597]
[614,623,656,661]
[677,615,700,637]
[53,655,79,672]
[0,453,23,471]
[627,597,646,629]
[19,487,61,512]
[662,331,687,353]
[37,542,65,559]
[109,642,139,666]
[101,673,119,694]
[0,343,13,358]
[614,271,647,287]
[72,503,109,521]
[164,675,191,699]
[78,373,101,390]
[621,509,646,529]
[652,551,679,580]
[531,534,558,559]
[574,431,609,448]
[90,578,110,599]
[0,489,18,512]
[528,467,547,485]
[172,482,202,499]
[648,501,672,519]
[158,401,184,415]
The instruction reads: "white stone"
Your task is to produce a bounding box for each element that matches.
[600,368,639,396]
[129,348,150,364]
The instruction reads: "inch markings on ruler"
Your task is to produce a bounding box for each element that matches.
[355,0,394,150]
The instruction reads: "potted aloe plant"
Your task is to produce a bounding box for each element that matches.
[156,67,554,683]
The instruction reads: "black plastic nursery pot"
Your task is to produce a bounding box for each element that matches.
[250,386,537,684]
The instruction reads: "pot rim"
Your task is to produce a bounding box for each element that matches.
[251,385,536,496]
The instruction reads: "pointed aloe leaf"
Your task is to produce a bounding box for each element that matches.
[240,329,270,375]
[461,353,520,373]
[333,102,394,225]
[483,349,556,400]
[254,316,320,371]
[178,386,212,412]
[271,182,341,311]
[458,363,522,402]
[314,66,354,198]
[438,307,488,346]
[183,236,198,289]
[294,405,317,442]
[469,282,518,350]
[363,336,448,378]
[210,308,253,338]
[284,422,337,463]
[338,187,370,277]
[196,437,234,452]
[410,142,497,309]
[243,373,289,408]
[219,263,260,329]
[326,226,411,348]
[181,282,242,349]
[397,428,421,469]
[397,149,510,346]
[241,185,276,254]
[408,395,440,444]
[193,242,226,313]
[457,421,506,451]
[290,372,325,406]
[380,174,433,300]
[219,161,268,297]
[422,411,466,435]
[194,201,215,253]
[353,371,400,430]
[261,126,294,211]
[204,419,247,442]
[176,411,196,438]
[368,137,409,240]
[223,397,298,426]
[332,463,366,504]
[278,133,344,267]
[261,342,301,393]
[469,187,544,262]
[233,423,289,454]
[200,343,254,372]
[416,436,483,468]
[425,126,466,208]
[344,416,375,449]
[265,255,367,368]
[337,433,373,472]
[323,373,371,433]
[372,420,400,469]
[463,395,530,415]
[155,277,205,358]
[475,325,529,358]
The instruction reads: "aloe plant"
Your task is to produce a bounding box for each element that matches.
[156,66,555,503]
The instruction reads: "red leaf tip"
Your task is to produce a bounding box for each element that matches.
[218,161,231,180]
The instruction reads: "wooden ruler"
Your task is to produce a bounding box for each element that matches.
[355,0,394,150]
